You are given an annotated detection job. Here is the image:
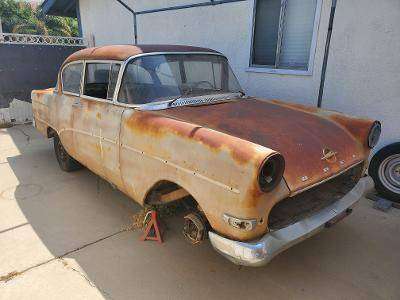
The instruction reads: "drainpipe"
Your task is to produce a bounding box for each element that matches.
[76,1,83,37]
[133,12,137,44]
[317,0,337,108]
[0,16,3,43]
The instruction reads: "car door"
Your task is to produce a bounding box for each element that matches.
[73,61,124,186]
[97,63,126,190]
[72,61,108,177]
[58,62,84,159]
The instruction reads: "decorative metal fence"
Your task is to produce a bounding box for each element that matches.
[0,33,86,47]
[0,33,86,110]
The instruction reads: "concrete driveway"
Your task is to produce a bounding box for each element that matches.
[0,124,399,300]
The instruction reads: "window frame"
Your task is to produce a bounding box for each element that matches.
[80,60,123,103]
[60,60,123,103]
[248,0,323,76]
[60,61,85,96]
[114,52,230,108]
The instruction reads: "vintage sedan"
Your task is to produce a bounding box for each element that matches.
[32,45,381,266]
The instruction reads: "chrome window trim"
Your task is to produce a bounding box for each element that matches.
[80,60,123,103]
[60,60,123,99]
[80,94,115,104]
[114,51,228,109]
[60,60,85,96]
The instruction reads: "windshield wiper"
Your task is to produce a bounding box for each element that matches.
[168,88,193,107]
[168,88,245,108]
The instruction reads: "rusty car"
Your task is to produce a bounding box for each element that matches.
[31,45,381,266]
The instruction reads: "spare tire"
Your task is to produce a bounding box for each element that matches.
[369,143,400,202]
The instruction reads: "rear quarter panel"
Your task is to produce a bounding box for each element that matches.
[31,88,54,137]
[32,89,75,157]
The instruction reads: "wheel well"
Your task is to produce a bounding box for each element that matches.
[144,180,192,205]
[47,127,57,138]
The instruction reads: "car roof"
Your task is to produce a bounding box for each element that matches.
[63,44,222,65]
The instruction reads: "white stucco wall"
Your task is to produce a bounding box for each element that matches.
[78,0,399,149]
[321,0,400,150]
[79,0,331,107]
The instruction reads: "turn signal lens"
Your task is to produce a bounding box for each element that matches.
[223,214,257,231]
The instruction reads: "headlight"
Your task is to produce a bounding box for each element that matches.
[258,153,285,192]
[368,121,381,148]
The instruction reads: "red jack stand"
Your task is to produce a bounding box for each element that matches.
[140,210,163,243]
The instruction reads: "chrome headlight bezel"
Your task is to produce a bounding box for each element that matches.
[368,121,381,148]
[258,153,285,193]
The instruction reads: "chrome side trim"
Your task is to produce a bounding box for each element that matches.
[121,144,240,194]
[34,116,239,195]
[209,176,374,267]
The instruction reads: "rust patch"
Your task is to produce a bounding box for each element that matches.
[327,114,374,149]
[159,98,372,193]
[269,99,320,113]
[0,271,21,282]
[32,88,54,95]
[268,99,375,151]
[62,44,220,68]
[126,111,257,165]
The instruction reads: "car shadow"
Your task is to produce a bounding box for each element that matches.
[3,125,392,299]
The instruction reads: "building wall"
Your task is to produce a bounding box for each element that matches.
[78,0,399,149]
[321,0,400,149]
[79,0,332,107]
[79,0,135,45]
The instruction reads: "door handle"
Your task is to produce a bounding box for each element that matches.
[72,100,82,108]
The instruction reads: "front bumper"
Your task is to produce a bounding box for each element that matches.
[209,176,374,267]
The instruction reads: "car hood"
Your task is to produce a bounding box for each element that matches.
[158,98,366,193]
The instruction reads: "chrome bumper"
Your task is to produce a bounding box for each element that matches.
[209,176,374,267]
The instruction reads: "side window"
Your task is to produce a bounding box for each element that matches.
[62,63,83,94]
[118,60,154,104]
[83,63,111,100]
[107,64,121,100]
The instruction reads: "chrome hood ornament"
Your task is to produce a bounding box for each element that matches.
[321,148,338,163]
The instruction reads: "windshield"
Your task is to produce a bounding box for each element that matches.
[117,54,242,105]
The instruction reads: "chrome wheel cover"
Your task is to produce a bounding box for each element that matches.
[378,154,400,194]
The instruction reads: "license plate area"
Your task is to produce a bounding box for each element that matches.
[325,208,353,228]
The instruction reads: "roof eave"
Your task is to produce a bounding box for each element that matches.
[41,0,77,18]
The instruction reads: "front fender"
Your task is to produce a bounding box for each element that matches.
[119,109,287,240]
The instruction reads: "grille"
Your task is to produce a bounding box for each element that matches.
[268,163,364,231]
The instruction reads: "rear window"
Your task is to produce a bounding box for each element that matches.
[62,63,83,95]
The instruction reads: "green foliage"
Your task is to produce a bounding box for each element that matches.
[0,0,79,37]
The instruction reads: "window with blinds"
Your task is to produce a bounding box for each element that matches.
[251,0,318,70]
